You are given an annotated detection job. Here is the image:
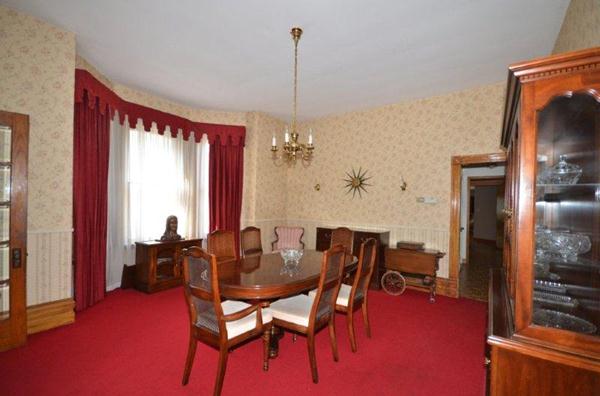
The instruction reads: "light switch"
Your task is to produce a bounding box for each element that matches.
[416,196,438,204]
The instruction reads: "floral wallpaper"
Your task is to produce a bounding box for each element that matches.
[282,82,506,277]
[0,5,75,231]
[288,83,505,230]
[241,113,288,219]
[241,112,288,250]
[553,0,600,54]
[0,5,76,305]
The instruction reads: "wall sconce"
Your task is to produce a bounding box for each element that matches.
[400,176,407,191]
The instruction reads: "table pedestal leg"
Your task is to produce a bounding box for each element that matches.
[269,326,284,358]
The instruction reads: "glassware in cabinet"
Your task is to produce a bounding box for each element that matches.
[533,93,600,337]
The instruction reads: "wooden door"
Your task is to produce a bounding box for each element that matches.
[0,110,28,351]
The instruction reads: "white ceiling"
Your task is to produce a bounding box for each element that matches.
[2,0,569,120]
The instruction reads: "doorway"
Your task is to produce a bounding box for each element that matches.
[448,153,506,299]
[460,176,505,300]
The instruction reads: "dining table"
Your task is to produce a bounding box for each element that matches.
[217,249,357,357]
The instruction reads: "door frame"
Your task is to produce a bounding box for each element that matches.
[448,153,506,297]
[465,176,505,266]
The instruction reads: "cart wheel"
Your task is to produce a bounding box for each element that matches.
[381,270,406,296]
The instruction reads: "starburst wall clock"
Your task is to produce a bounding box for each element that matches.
[343,167,372,198]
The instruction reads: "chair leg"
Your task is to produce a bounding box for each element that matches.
[328,317,339,362]
[307,333,319,384]
[214,348,229,396]
[362,301,371,338]
[347,309,357,353]
[182,333,197,385]
[262,330,270,371]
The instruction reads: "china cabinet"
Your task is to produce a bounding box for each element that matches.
[0,111,28,352]
[488,48,600,394]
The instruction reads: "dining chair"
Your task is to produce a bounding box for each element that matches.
[310,238,377,352]
[181,247,272,396]
[331,227,353,254]
[271,226,305,252]
[241,226,263,257]
[208,230,237,262]
[269,245,346,384]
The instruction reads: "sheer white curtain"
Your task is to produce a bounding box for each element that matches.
[106,117,209,291]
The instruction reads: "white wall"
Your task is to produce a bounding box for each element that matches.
[460,165,505,262]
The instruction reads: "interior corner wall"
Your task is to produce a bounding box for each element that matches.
[0,5,75,306]
[286,82,506,278]
[553,0,600,54]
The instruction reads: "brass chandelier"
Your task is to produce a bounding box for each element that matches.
[271,27,315,164]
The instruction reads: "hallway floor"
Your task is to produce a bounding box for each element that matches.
[459,239,503,301]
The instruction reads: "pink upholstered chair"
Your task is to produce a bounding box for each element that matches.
[271,226,305,252]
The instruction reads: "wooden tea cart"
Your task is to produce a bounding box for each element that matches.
[381,242,445,302]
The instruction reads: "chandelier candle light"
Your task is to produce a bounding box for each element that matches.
[271,27,315,164]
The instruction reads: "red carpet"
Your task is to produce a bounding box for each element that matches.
[0,288,486,395]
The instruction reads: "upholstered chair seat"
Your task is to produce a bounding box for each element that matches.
[269,294,332,328]
[194,299,272,340]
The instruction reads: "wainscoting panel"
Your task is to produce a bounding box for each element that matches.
[284,219,451,278]
[27,229,73,306]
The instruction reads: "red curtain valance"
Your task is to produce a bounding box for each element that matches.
[74,69,245,146]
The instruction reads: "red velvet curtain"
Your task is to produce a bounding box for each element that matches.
[73,92,110,311]
[209,137,244,256]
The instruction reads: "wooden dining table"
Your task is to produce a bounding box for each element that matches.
[217,250,357,357]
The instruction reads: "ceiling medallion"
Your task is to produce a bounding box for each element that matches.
[271,27,315,165]
[343,167,372,198]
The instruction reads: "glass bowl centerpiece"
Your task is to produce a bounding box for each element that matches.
[279,249,303,277]
[280,248,304,264]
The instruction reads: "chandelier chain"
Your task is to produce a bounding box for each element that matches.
[271,27,313,165]
[292,32,299,134]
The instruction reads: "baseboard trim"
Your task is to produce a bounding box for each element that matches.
[27,298,75,335]
[437,277,458,298]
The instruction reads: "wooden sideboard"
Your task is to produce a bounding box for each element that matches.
[315,227,389,289]
[134,239,202,293]
[384,247,445,302]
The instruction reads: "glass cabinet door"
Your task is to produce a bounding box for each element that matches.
[533,93,600,337]
[0,111,27,352]
[0,124,10,321]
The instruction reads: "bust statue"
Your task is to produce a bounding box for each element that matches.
[160,215,183,241]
